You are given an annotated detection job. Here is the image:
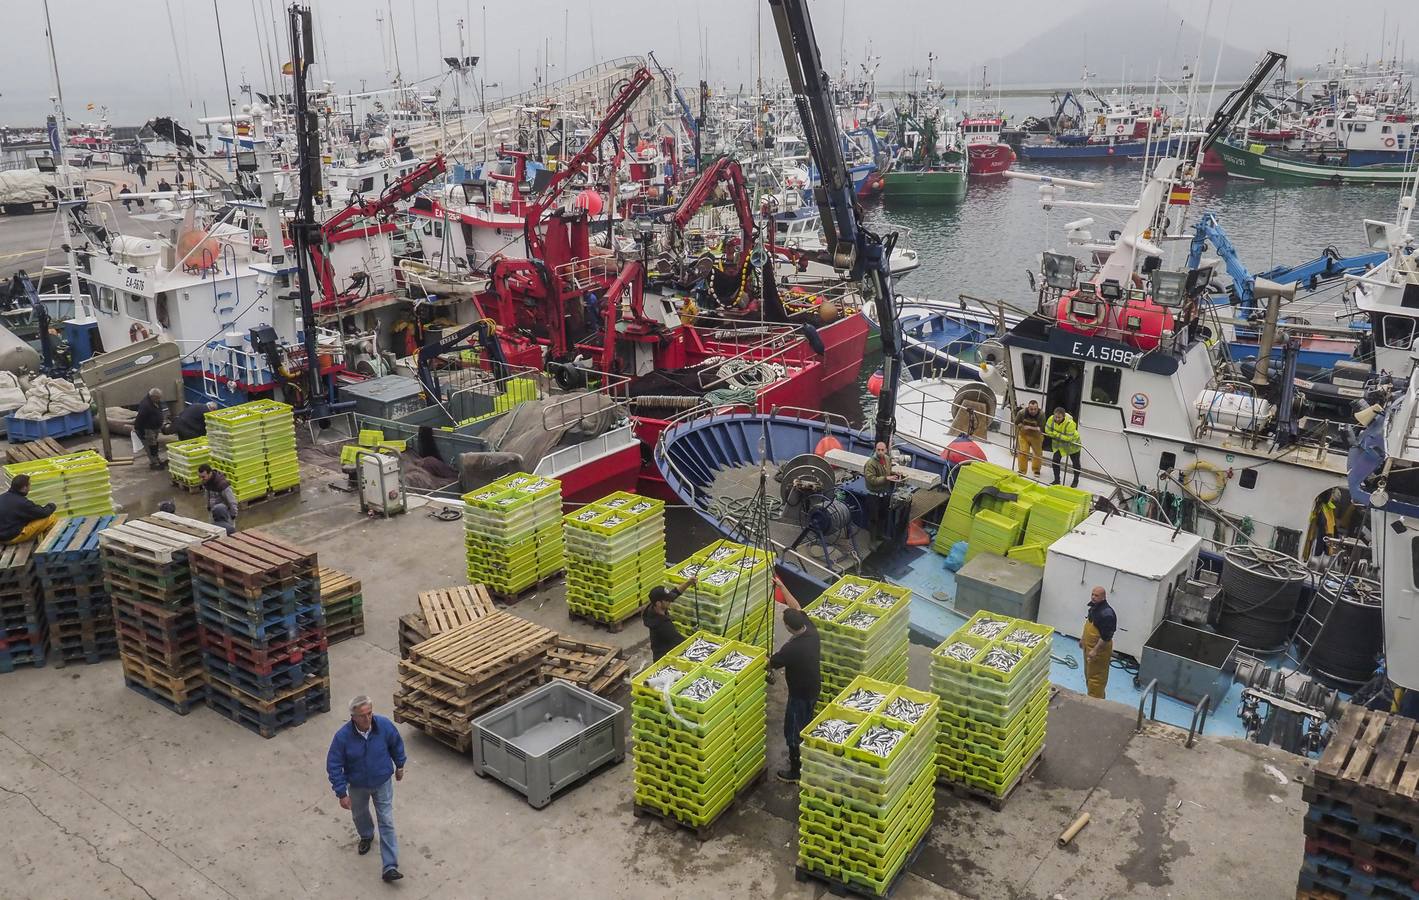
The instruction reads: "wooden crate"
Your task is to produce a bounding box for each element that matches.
[318,567,362,607]
[543,636,628,696]
[418,585,496,636]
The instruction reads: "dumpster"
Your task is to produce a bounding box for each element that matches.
[1139,620,1238,709]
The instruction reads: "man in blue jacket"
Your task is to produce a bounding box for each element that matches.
[327,695,408,882]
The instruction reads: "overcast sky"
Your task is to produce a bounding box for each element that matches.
[1,0,1412,124]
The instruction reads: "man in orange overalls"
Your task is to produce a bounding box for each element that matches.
[1079,586,1116,699]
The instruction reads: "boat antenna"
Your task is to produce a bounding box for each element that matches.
[213,0,239,132]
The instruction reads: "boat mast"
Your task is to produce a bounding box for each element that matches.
[287,3,325,413]
[40,0,85,316]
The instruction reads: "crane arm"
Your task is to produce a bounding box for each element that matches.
[1187,212,1259,317]
[415,318,510,401]
[1201,50,1287,152]
[538,66,654,206]
[667,157,756,268]
[768,0,900,446]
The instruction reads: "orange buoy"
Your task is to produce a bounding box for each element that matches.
[814,436,843,457]
[867,370,884,396]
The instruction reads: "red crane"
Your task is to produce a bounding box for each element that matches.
[308,152,447,312]
[668,155,757,280]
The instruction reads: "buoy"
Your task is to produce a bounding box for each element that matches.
[867,370,884,396]
[943,436,985,463]
[814,436,842,457]
[573,189,604,216]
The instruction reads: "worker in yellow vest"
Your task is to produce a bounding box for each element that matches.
[1080,586,1116,699]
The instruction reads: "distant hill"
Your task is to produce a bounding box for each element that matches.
[943,1,1265,87]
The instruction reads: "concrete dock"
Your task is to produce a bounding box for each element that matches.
[0,437,1308,899]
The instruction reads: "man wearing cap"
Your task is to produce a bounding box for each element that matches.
[641,573,699,661]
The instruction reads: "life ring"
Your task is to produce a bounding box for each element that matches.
[129,323,152,342]
[1115,124,1125,135]
[1179,460,1227,502]
[1384,137,1396,148]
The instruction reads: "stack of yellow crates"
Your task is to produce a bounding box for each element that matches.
[2,451,114,516]
[462,473,564,596]
[802,575,911,712]
[665,541,774,652]
[932,461,1092,563]
[931,611,1051,800]
[563,492,666,626]
[204,400,299,502]
[167,437,209,488]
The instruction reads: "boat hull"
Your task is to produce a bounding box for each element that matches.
[882,169,968,202]
[815,309,871,396]
[1020,137,1185,160]
[967,144,1015,176]
[1215,141,1415,185]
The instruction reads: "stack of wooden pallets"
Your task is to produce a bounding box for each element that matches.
[1299,706,1419,899]
[35,515,127,666]
[393,611,558,753]
[189,531,329,738]
[317,567,365,644]
[543,636,629,695]
[4,437,67,465]
[398,612,430,659]
[419,585,497,636]
[0,544,45,673]
[102,513,227,713]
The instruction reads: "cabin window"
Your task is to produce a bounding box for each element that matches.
[1382,125,1393,134]
[95,286,118,313]
[1159,451,1177,471]
[358,176,375,193]
[1411,536,1419,589]
[1352,123,1367,133]
[1091,365,1122,405]
[124,292,150,323]
[1021,353,1043,389]
[1383,315,1416,350]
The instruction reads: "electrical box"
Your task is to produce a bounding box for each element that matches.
[360,451,404,516]
[1038,512,1202,660]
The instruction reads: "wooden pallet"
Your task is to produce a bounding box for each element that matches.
[418,585,496,636]
[543,636,628,696]
[35,514,128,561]
[99,513,226,563]
[938,747,1045,812]
[1310,707,1419,820]
[398,612,429,660]
[317,567,362,607]
[566,605,644,634]
[5,437,66,465]
[187,530,317,594]
[405,612,558,685]
[236,485,301,510]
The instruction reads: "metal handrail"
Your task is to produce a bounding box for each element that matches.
[1136,679,1160,732]
[1186,695,1212,748]
[540,368,633,432]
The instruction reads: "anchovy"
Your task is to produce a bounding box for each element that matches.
[573,508,601,521]
[680,676,723,702]
[884,697,928,724]
[856,725,904,758]
[681,638,722,663]
[677,563,707,579]
[969,617,1011,639]
[808,601,846,620]
[841,688,887,712]
[628,501,655,515]
[523,478,554,492]
[646,665,687,691]
[602,496,631,508]
[713,650,753,673]
[1004,628,1046,648]
[832,583,869,601]
[859,590,898,609]
[708,547,740,561]
[940,641,979,662]
[840,611,879,630]
[981,647,1024,672]
[704,570,736,587]
[810,719,856,743]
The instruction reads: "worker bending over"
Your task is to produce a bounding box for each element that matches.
[641,574,698,662]
[1080,586,1116,699]
[0,475,58,545]
[770,577,821,783]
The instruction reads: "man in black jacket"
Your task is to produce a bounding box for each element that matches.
[0,475,58,545]
[769,579,821,784]
[641,574,698,661]
[134,388,167,469]
[173,401,217,441]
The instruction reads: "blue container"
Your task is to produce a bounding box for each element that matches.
[3,409,94,442]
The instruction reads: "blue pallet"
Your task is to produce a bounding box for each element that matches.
[1301,851,1419,898]
[195,602,324,643]
[1308,798,1418,844]
[3,410,94,442]
[205,680,331,738]
[201,651,329,699]
[35,514,125,562]
[192,579,314,613]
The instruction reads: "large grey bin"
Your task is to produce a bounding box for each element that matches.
[1138,620,1238,709]
[471,680,625,808]
[954,553,1044,620]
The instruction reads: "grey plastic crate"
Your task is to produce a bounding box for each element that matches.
[954,552,1044,620]
[471,680,625,808]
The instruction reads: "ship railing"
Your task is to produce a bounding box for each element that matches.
[540,368,633,433]
[551,257,619,292]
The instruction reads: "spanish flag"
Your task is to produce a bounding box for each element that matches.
[1168,185,1193,205]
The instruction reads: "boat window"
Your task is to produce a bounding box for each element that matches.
[95,286,118,313]
[1353,123,1367,133]
[358,176,375,193]
[776,221,790,234]
[1090,365,1122,405]
[1021,353,1043,389]
[1412,536,1419,588]
[1383,315,1416,350]
[124,291,150,323]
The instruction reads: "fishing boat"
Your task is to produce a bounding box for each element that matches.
[961,116,1015,176]
[882,107,967,203]
[1214,139,1417,184]
[860,298,1019,376]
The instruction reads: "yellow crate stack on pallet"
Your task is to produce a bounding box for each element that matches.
[563,491,666,626]
[204,400,299,502]
[2,450,114,516]
[462,473,564,596]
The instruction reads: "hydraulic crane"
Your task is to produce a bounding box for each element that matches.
[308,153,447,312]
[768,0,901,446]
[667,156,757,284]
[1200,51,1287,153]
